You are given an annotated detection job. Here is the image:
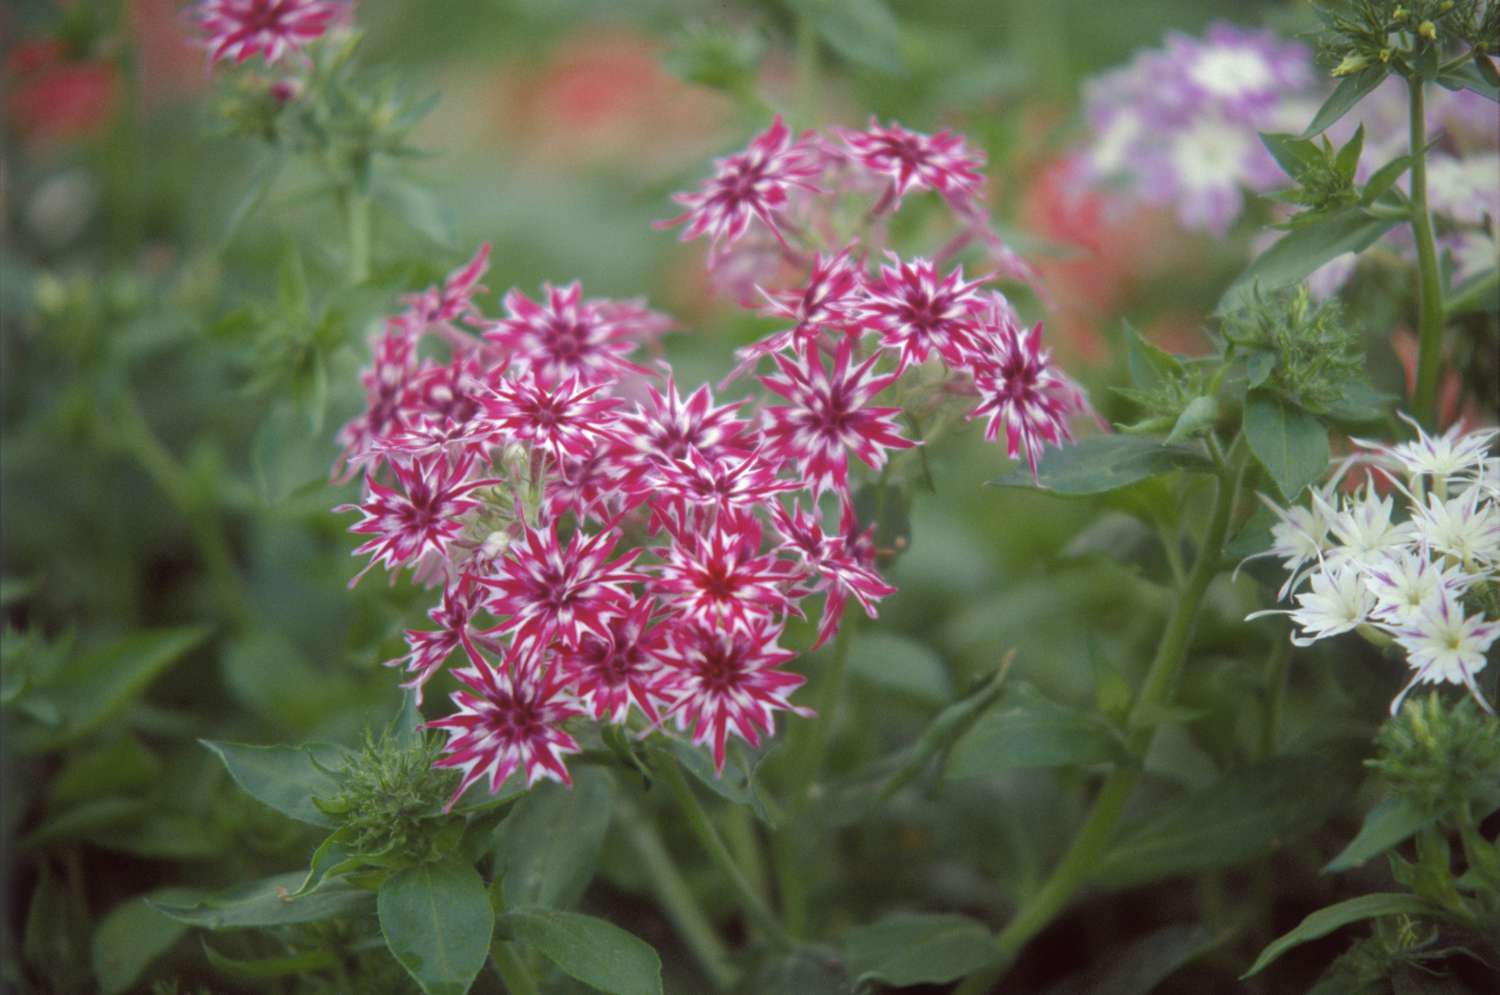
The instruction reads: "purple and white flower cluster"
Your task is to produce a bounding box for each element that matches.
[1248,416,1500,715]
[1076,20,1500,282]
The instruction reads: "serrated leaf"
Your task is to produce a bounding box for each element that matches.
[1324,796,1439,873]
[200,740,347,828]
[379,859,493,995]
[989,436,1212,496]
[1241,893,1448,978]
[502,908,662,995]
[838,912,992,986]
[1219,209,1402,313]
[1094,754,1355,888]
[1243,392,1330,500]
[1299,67,1387,138]
[92,891,199,995]
[152,872,373,928]
[946,683,1125,778]
[493,768,612,910]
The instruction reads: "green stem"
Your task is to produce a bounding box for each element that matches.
[1406,75,1446,429]
[116,392,248,628]
[791,617,854,806]
[340,185,372,285]
[658,756,796,952]
[490,939,542,995]
[954,445,1245,995]
[1259,639,1293,758]
[616,796,739,990]
[795,14,820,130]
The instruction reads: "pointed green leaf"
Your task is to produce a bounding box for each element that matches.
[1123,321,1184,389]
[1299,67,1387,138]
[1259,132,1322,181]
[92,890,199,995]
[989,436,1212,496]
[151,872,373,928]
[1361,155,1411,205]
[946,683,1125,777]
[201,740,347,827]
[1437,61,1499,102]
[838,912,992,987]
[1334,124,1364,181]
[1324,795,1439,873]
[502,908,662,995]
[493,768,612,910]
[25,627,208,750]
[201,939,338,978]
[379,859,494,995]
[1243,391,1330,500]
[1219,209,1402,313]
[1242,894,1447,978]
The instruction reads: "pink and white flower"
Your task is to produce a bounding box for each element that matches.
[428,642,585,810]
[658,115,821,249]
[384,578,487,700]
[840,118,986,211]
[554,601,675,724]
[485,282,664,387]
[861,256,987,371]
[194,0,345,66]
[658,618,811,773]
[759,336,915,501]
[481,373,621,464]
[655,511,799,633]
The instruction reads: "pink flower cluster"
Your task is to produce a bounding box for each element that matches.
[334,116,1094,807]
[193,0,347,66]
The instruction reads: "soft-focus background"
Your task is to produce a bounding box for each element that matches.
[2,1,1471,993]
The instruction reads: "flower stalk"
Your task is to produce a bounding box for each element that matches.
[955,440,1246,995]
[1406,75,1446,429]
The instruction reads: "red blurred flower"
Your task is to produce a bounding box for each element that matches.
[6,40,118,144]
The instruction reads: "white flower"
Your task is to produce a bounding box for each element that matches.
[1321,484,1414,572]
[1388,594,1499,715]
[1238,490,1334,598]
[1410,483,1500,568]
[1363,548,1471,625]
[1248,564,1373,646]
[1353,413,1498,493]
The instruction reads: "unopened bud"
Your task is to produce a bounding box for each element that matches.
[1418,20,1437,41]
[1332,52,1371,76]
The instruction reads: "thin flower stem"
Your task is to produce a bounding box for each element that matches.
[1406,75,1446,429]
[954,443,1246,995]
[1259,638,1293,758]
[115,391,248,628]
[616,794,740,990]
[658,756,796,952]
[340,185,373,285]
[796,14,819,130]
[792,615,855,805]
[490,939,542,995]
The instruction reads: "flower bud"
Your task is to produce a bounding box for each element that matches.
[1332,52,1371,76]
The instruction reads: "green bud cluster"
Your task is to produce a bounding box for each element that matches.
[1221,286,1367,415]
[1367,694,1500,818]
[1314,0,1495,81]
[314,730,462,867]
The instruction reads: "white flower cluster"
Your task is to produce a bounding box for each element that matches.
[1247,414,1500,714]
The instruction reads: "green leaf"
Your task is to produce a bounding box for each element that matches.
[1241,893,1448,978]
[494,768,612,910]
[1334,124,1364,181]
[1243,391,1330,500]
[200,740,347,828]
[1218,209,1402,312]
[380,177,456,248]
[379,859,494,995]
[837,912,992,986]
[1324,796,1439,873]
[1165,396,1218,445]
[1446,267,1499,316]
[803,0,905,76]
[502,908,662,995]
[1123,321,1184,389]
[1094,754,1355,888]
[25,627,208,750]
[1361,155,1412,205]
[846,631,953,703]
[297,826,366,896]
[1259,132,1323,181]
[1043,924,1220,995]
[151,872,373,928]
[1299,67,1387,138]
[92,891,198,995]
[661,738,780,826]
[1436,60,1499,102]
[989,436,1212,496]
[946,683,1125,778]
[201,939,338,978]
